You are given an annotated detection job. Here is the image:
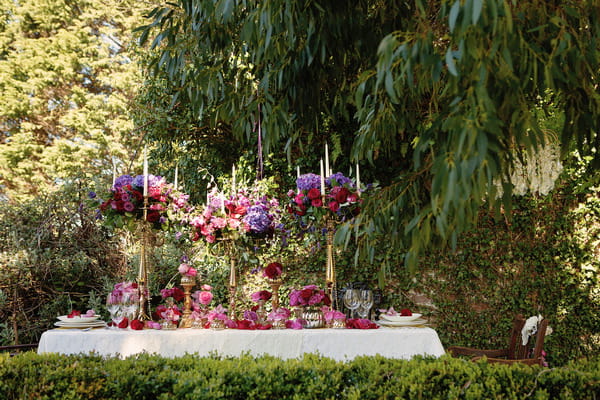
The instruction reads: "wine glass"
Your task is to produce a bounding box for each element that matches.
[343,289,360,318]
[121,292,139,321]
[357,290,374,319]
[106,294,122,329]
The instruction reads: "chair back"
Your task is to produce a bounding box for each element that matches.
[507,314,548,364]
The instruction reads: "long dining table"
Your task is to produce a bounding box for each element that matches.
[37,326,446,361]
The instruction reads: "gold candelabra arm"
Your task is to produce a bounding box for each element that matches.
[325,217,337,310]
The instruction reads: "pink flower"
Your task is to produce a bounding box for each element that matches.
[187,267,197,277]
[201,284,212,291]
[198,291,213,305]
[251,290,272,302]
[286,319,303,329]
[206,235,216,243]
[178,263,190,274]
[328,201,340,212]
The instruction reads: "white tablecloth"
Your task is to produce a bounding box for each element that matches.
[38,327,445,361]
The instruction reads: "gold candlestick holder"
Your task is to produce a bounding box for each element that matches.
[179,275,196,328]
[228,256,237,320]
[270,279,282,310]
[325,218,337,310]
[136,197,152,321]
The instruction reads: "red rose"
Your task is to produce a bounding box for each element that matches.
[311,198,323,207]
[146,210,160,222]
[130,319,144,330]
[335,187,350,203]
[118,317,129,329]
[307,188,321,200]
[300,288,314,300]
[400,308,412,316]
[172,288,185,302]
[237,320,253,330]
[323,294,331,306]
[67,310,81,318]
[263,262,283,279]
[328,201,340,212]
[296,205,307,216]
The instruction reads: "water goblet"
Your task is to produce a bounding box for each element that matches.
[358,290,374,319]
[106,294,121,329]
[343,289,360,318]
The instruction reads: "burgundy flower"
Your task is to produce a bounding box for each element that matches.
[118,317,129,329]
[311,198,323,207]
[130,319,144,330]
[328,201,340,212]
[335,187,350,203]
[263,262,283,279]
[307,188,321,200]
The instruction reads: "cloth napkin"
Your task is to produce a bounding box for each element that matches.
[521,315,542,345]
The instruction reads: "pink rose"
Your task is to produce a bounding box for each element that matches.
[201,284,212,291]
[198,291,213,305]
[178,263,190,274]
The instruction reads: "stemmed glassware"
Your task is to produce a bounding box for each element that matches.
[343,289,360,318]
[106,293,122,329]
[357,290,374,319]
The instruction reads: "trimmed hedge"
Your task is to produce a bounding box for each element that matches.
[0,353,598,399]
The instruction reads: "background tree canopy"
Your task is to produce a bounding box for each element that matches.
[137,0,599,271]
[0,0,153,202]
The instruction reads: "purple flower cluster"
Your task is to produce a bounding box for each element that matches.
[296,173,321,191]
[132,174,164,189]
[243,205,272,234]
[326,172,354,188]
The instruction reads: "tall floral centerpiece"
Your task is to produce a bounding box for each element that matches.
[287,169,363,306]
[188,185,281,319]
[91,154,190,321]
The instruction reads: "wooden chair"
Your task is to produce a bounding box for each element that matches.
[447,314,548,366]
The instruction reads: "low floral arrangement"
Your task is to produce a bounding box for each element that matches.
[189,187,281,244]
[91,174,190,231]
[154,287,184,326]
[66,309,97,318]
[189,284,214,325]
[107,281,140,304]
[287,172,362,224]
[322,307,346,325]
[289,285,331,307]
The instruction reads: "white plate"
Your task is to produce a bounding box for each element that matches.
[379,313,422,322]
[54,321,106,328]
[57,315,100,322]
[376,318,427,327]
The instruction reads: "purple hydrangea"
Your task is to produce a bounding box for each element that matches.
[88,191,97,199]
[296,173,321,191]
[326,172,354,188]
[113,174,133,190]
[243,208,272,234]
[132,174,163,189]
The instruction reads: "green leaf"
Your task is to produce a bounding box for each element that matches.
[449,0,460,33]
[446,48,458,77]
[472,0,483,24]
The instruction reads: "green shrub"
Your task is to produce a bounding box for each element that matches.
[0,353,598,400]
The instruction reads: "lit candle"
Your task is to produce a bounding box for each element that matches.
[356,163,361,196]
[325,142,330,177]
[320,159,326,196]
[174,165,178,190]
[112,157,117,187]
[296,166,300,178]
[232,165,236,194]
[143,146,148,197]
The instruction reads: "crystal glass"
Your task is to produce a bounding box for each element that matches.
[357,290,374,319]
[343,289,360,318]
[106,294,122,329]
[121,292,139,321]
